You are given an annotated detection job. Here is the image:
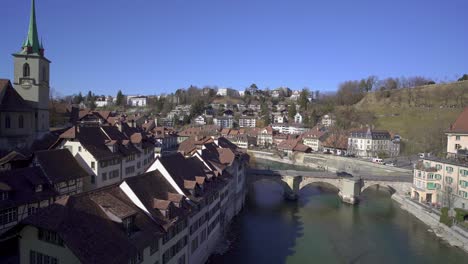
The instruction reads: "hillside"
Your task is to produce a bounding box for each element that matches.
[354,81,468,155]
[212,96,244,105]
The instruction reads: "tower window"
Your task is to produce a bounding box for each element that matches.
[42,66,47,81]
[5,115,11,129]
[18,115,24,129]
[23,63,30,77]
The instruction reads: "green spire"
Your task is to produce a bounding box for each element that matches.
[23,0,41,54]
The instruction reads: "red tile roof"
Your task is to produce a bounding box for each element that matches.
[448,107,468,133]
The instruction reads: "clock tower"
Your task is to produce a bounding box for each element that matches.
[12,0,50,136]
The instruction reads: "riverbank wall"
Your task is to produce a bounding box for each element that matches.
[392,194,468,253]
[248,150,412,176]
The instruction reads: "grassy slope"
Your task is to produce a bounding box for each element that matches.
[354,81,468,155]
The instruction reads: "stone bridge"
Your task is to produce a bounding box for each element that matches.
[247,169,413,204]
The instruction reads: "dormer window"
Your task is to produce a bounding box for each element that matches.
[0,191,8,201]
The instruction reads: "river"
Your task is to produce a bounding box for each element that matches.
[209,179,468,263]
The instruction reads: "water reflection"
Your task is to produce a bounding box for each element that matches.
[210,181,468,264]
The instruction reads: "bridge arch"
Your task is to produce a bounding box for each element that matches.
[299,178,342,192]
[248,178,294,195]
[299,181,341,193]
[361,183,396,195]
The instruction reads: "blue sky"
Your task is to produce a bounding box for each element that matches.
[1,0,467,96]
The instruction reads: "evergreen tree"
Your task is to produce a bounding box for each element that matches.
[299,88,310,111]
[288,103,297,119]
[116,90,124,106]
[73,92,83,104]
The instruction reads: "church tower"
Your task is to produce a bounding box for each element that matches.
[12,0,50,136]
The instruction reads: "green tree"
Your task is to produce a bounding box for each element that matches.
[458,74,468,82]
[288,103,297,119]
[299,88,310,111]
[116,90,124,106]
[190,99,205,118]
[72,92,83,104]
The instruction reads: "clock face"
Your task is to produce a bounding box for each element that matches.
[21,79,32,89]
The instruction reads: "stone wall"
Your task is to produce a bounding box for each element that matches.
[392,194,468,253]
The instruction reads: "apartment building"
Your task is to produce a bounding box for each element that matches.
[213,117,234,129]
[238,117,256,128]
[15,138,248,264]
[412,107,468,209]
[257,126,274,147]
[271,123,309,135]
[52,124,155,191]
[347,128,400,158]
[302,126,328,152]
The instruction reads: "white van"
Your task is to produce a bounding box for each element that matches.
[372,158,385,164]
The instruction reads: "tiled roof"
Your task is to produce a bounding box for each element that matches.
[0,151,28,166]
[20,169,195,263]
[0,167,56,209]
[0,79,32,111]
[34,149,89,184]
[448,107,468,133]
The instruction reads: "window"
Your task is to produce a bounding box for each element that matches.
[461,169,468,177]
[23,63,30,77]
[446,166,454,173]
[125,166,135,175]
[455,144,462,150]
[445,176,453,184]
[191,237,199,253]
[456,136,461,140]
[102,172,107,181]
[42,66,47,81]
[0,208,18,225]
[38,228,64,246]
[18,115,24,129]
[5,115,11,129]
[91,162,95,170]
[137,162,141,169]
[129,251,143,264]
[28,206,37,216]
[150,240,159,255]
[91,175,96,184]
[1,191,8,201]
[435,164,442,170]
[30,250,58,264]
[78,146,82,152]
[200,229,207,242]
[109,170,119,179]
[178,254,185,264]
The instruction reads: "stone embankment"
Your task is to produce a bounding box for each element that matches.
[392,194,468,253]
[248,150,412,176]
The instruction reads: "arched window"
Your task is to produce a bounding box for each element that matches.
[5,115,11,129]
[23,63,30,77]
[18,115,24,129]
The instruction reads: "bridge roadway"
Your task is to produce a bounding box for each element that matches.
[247,168,413,204]
[248,168,413,182]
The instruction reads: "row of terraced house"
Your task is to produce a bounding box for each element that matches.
[2,134,248,264]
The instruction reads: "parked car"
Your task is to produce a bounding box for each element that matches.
[372,158,385,165]
[386,162,395,167]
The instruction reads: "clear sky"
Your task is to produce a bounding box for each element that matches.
[1,0,467,96]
